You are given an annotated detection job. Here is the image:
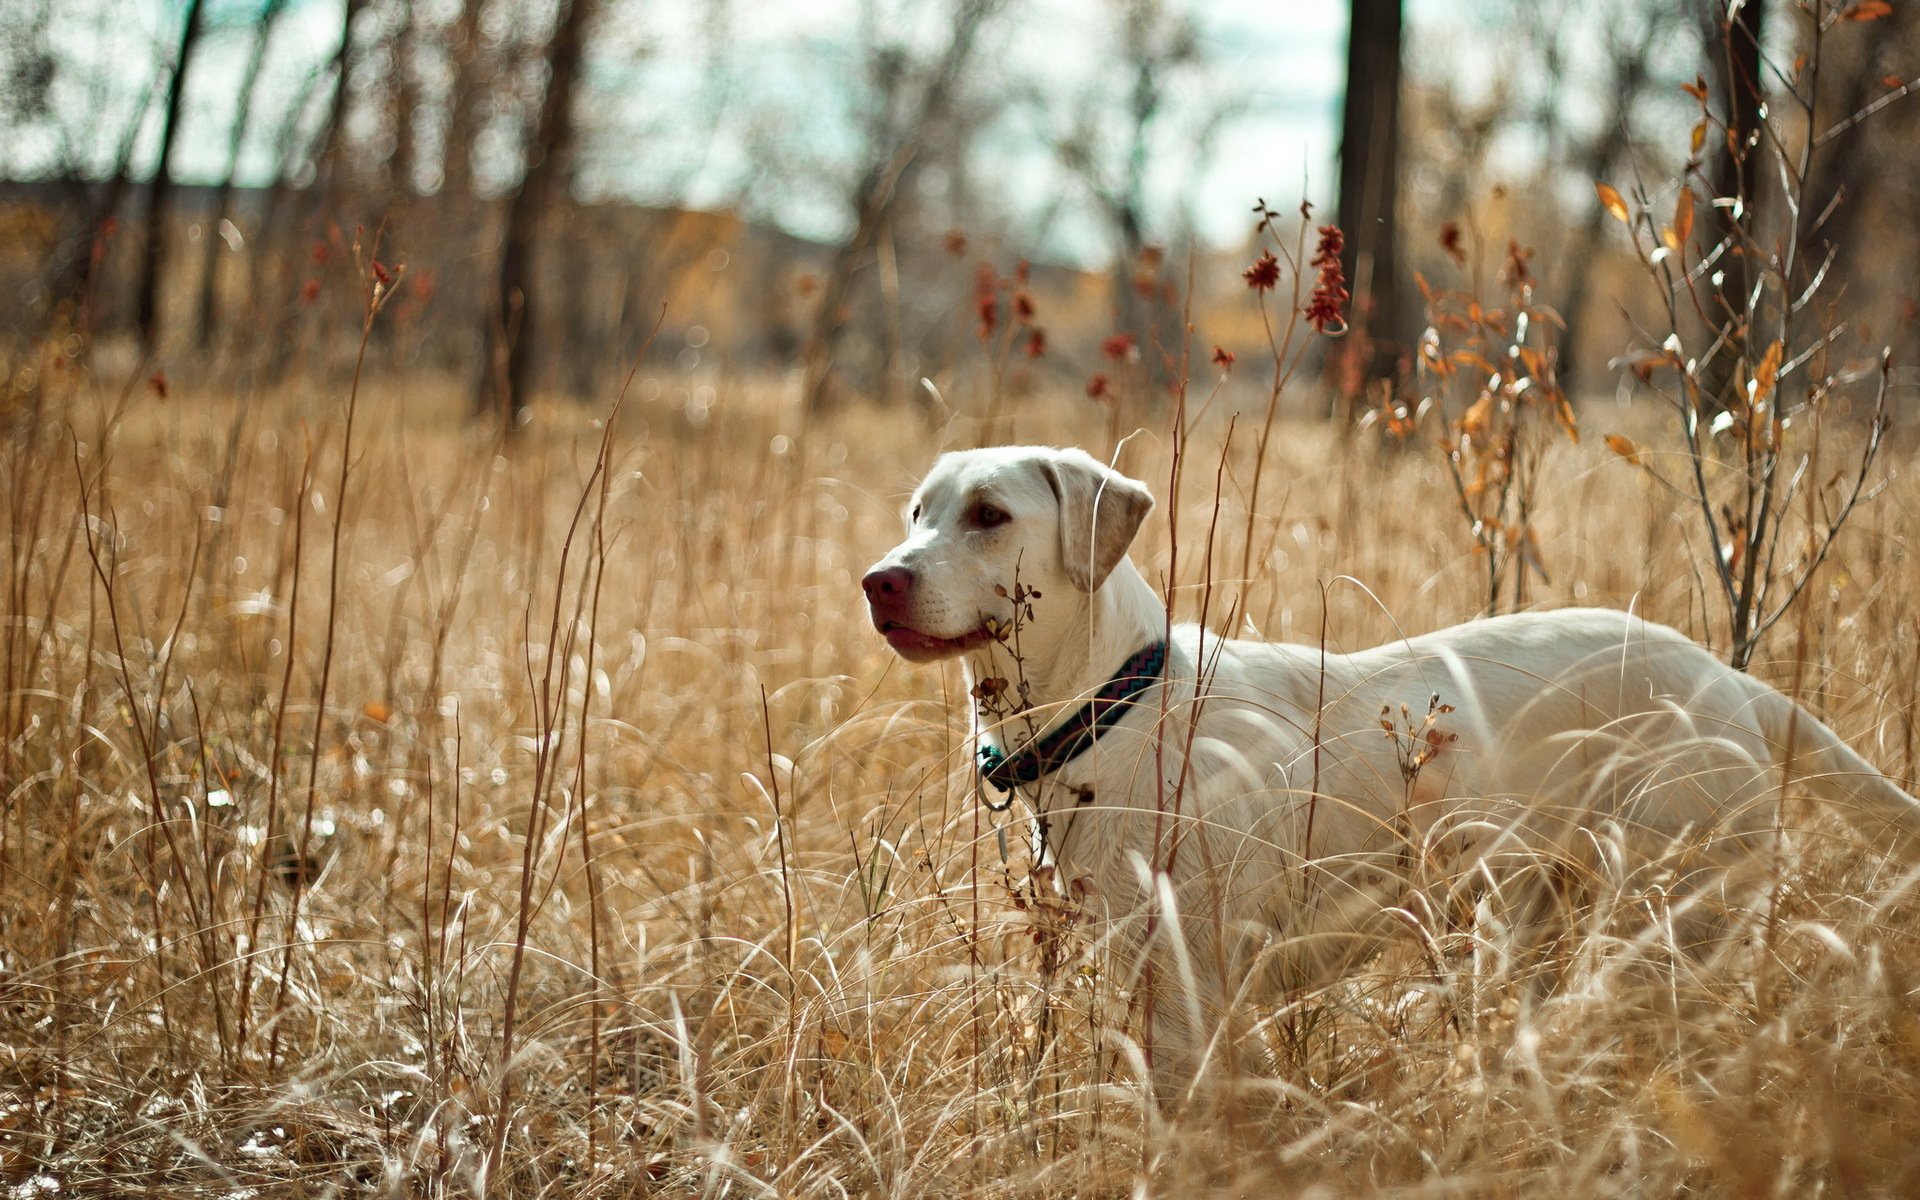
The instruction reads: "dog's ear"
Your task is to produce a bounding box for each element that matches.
[1039,452,1154,592]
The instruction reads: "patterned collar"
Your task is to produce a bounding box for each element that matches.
[976,640,1169,793]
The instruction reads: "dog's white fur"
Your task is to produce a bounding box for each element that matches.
[864,445,1920,1093]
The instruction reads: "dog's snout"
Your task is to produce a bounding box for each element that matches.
[862,565,914,602]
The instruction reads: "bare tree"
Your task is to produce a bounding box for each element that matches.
[4,0,153,342]
[1792,2,1917,342]
[135,0,207,356]
[196,0,289,349]
[479,0,594,426]
[1052,0,1208,363]
[1397,1,1699,389]
[305,0,371,224]
[1554,7,1690,382]
[1609,0,1904,670]
[802,0,1002,413]
[1336,0,1404,365]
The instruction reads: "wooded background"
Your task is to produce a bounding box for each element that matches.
[1,0,1916,419]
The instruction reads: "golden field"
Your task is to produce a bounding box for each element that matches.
[4,351,1920,1198]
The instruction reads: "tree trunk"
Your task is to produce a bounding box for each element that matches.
[387,0,420,213]
[135,0,206,358]
[1335,0,1404,372]
[47,92,149,349]
[478,0,593,426]
[443,0,486,203]
[196,0,286,350]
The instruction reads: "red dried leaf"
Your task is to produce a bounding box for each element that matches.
[1242,250,1280,292]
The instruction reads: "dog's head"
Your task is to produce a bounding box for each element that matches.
[862,446,1154,663]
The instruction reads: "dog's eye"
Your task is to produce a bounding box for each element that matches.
[910,504,921,524]
[972,502,1009,529]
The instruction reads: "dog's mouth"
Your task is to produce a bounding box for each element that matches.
[876,620,997,662]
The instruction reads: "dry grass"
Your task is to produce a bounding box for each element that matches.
[5,351,1920,1198]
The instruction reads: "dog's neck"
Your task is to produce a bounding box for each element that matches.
[965,558,1166,745]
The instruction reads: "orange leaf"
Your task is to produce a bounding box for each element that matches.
[1884,75,1907,89]
[1690,119,1708,157]
[1449,349,1500,376]
[1843,0,1893,19]
[1681,76,1709,103]
[1460,393,1495,435]
[1605,434,1642,465]
[1557,395,1580,442]
[1595,182,1629,224]
[1751,339,1783,407]
[1673,187,1695,249]
[362,700,393,723]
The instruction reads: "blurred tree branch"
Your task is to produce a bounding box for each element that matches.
[802,0,1004,414]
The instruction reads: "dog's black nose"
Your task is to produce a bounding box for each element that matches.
[862,565,914,601]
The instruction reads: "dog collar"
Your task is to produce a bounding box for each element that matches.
[977,640,1168,793]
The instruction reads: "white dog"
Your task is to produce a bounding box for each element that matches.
[863,445,1920,1094]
